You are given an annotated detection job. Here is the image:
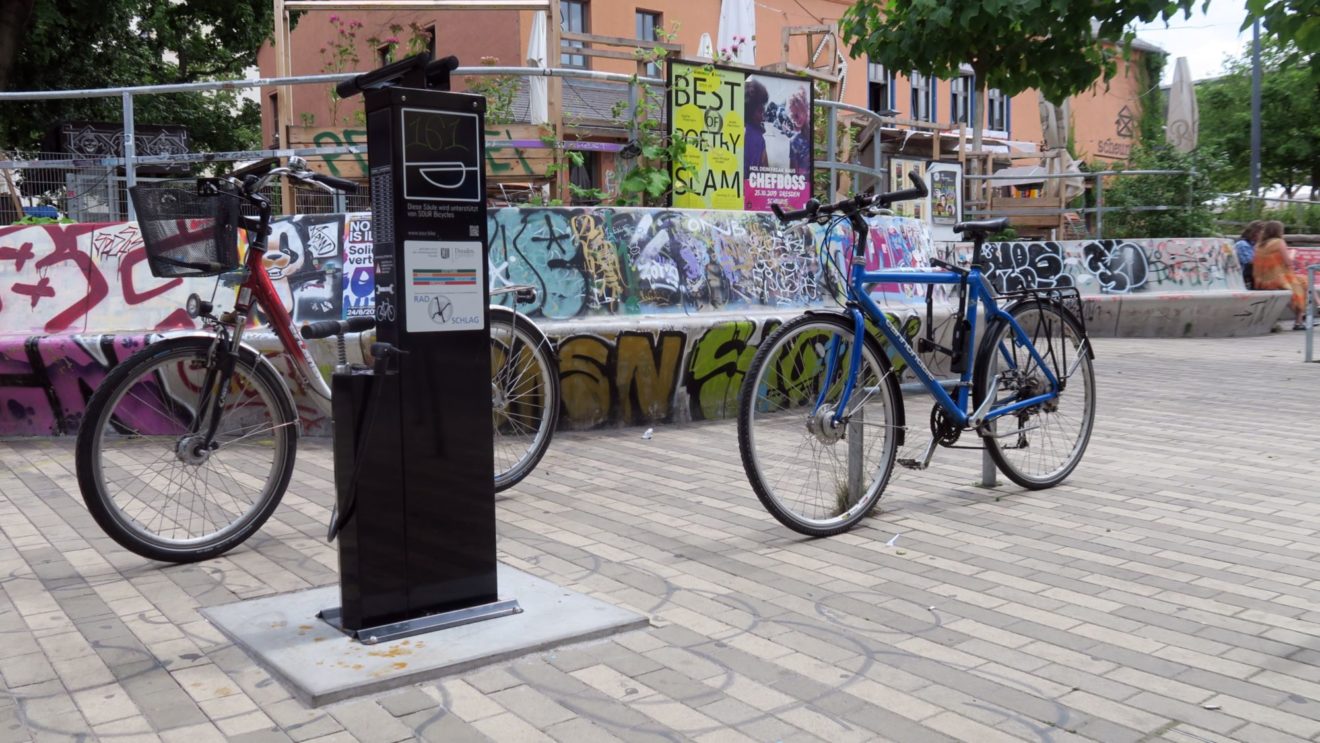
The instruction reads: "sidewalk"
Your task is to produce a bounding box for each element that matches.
[1,332,1319,742]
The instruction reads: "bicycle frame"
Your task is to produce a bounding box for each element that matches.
[829,217,1062,430]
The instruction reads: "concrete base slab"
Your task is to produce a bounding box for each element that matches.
[203,564,648,706]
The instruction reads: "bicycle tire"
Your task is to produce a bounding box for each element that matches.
[738,312,902,536]
[973,301,1095,490]
[75,336,297,562]
[490,307,560,491]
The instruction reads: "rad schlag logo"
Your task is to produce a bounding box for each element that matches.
[669,61,813,213]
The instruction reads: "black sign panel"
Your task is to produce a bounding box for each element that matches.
[401,108,483,202]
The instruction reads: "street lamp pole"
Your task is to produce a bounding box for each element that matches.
[1250,18,1262,198]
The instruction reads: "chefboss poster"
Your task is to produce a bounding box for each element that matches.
[668,60,814,212]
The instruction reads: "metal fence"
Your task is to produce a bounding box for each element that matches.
[1,65,895,222]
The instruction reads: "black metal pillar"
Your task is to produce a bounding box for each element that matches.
[321,68,517,643]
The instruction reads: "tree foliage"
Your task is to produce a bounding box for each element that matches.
[0,0,272,154]
[1196,40,1319,196]
[839,0,1202,147]
[1245,0,1319,81]
[1102,143,1222,238]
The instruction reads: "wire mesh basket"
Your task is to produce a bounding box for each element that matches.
[129,179,242,278]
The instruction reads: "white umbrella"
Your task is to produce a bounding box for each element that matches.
[1166,56,1198,152]
[696,33,714,61]
[717,0,756,65]
[526,11,549,125]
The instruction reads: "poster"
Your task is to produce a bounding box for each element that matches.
[343,215,375,318]
[889,159,928,221]
[403,240,485,333]
[669,60,813,212]
[930,169,958,225]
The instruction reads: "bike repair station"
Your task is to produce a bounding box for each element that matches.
[204,54,645,706]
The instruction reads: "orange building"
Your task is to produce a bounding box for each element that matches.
[257,1,1159,189]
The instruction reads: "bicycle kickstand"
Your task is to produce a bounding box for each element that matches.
[897,436,940,471]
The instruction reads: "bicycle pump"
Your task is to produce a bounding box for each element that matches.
[319,54,519,642]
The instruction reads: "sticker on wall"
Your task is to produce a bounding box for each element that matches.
[403,240,485,332]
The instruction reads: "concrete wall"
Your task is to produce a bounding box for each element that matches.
[0,210,1289,436]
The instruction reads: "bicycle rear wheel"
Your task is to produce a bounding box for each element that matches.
[974,301,1095,489]
[738,313,901,536]
[490,308,560,491]
[75,336,297,562]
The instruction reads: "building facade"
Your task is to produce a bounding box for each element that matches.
[257,0,1157,192]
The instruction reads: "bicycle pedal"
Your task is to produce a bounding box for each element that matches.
[896,458,928,471]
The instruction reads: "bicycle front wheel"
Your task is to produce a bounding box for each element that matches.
[974,301,1095,489]
[490,308,560,491]
[75,336,297,562]
[738,313,901,536]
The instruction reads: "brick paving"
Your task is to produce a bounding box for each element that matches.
[2,331,1319,742]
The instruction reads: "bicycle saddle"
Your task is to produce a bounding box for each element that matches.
[952,217,1010,237]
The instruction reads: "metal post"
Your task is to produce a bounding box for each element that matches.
[827,104,838,198]
[122,91,137,221]
[1094,174,1104,238]
[1250,19,1262,198]
[1307,266,1318,363]
[981,449,997,487]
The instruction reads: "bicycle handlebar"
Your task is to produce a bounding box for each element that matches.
[771,171,929,225]
[301,316,376,340]
[303,171,358,193]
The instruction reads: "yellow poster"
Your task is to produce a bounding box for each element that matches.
[669,61,815,212]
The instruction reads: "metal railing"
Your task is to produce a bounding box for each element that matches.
[964,168,1194,237]
[2,65,889,221]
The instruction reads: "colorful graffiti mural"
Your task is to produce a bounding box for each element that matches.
[0,212,1272,436]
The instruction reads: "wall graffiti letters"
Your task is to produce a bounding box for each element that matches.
[0,212,1255,436]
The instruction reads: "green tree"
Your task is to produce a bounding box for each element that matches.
[1245,0,1319,81]
[1197,40,1319,197]
[1102,143,1222,238]
[839,0,1202,150]
[0,0,272,154]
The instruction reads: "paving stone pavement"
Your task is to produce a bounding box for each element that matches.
[2,331,1319,742]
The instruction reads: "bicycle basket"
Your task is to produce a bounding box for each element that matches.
[130,179,242,278]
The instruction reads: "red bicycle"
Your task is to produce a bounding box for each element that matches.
[75,160,558,562]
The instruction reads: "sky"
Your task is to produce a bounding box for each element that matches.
[1131,2,1252,84]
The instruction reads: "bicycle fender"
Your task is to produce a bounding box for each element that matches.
[159,332,301,419]
[799,308,906,447]
[489,304,559,362]
[997,297,1095,360]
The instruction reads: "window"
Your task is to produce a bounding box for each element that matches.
[377,44,392,67]
[950,75,974,125]
[987,88,1008,133]
[569,150,599,203]
[267,92,279,147]
[867,62,893,114]
[909,72,935,122]
[561,0,589,68]
[424,25,437,57]
[636,11,661,76]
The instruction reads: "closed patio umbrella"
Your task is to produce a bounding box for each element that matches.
[526,11,548,125]
[1166,56,1199,152]
[717,0,756,65]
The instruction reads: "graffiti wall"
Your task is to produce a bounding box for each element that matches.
[0,211,1278,436]
[963,237,1246,296]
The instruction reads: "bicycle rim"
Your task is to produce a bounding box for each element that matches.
[81,341,295,559]
[490,315,558,491]
[979,305,1095,488]
[739,315,899,536]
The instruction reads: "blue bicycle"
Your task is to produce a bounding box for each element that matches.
[737,173,1096,536]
